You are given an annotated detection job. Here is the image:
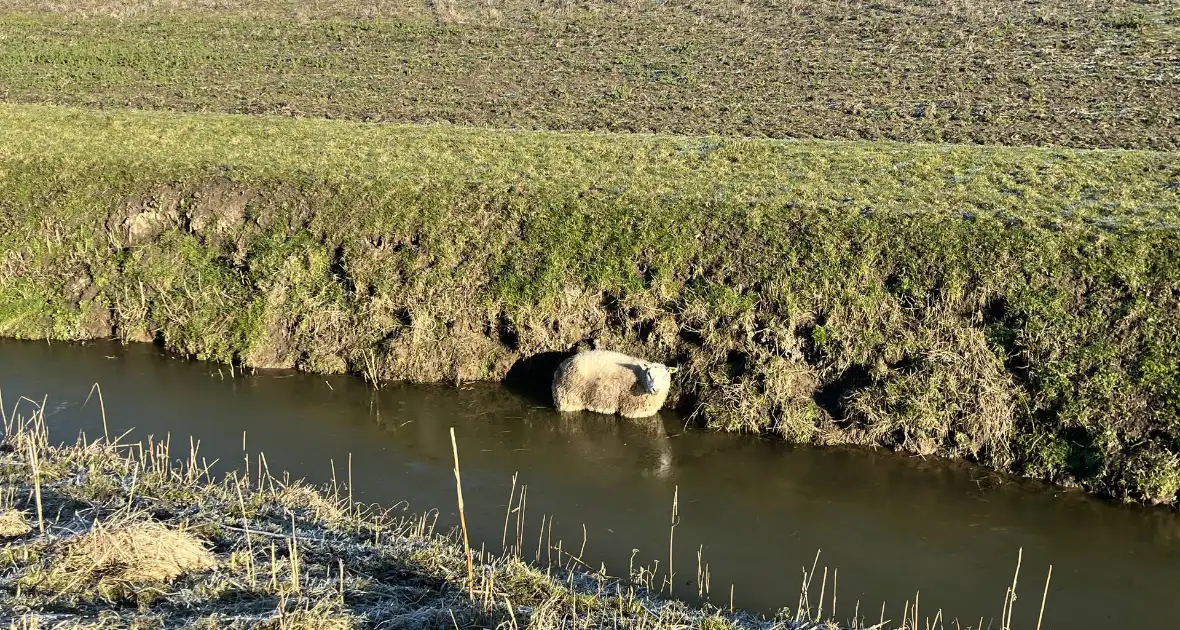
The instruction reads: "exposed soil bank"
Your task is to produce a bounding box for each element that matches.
[2,104,1180,507]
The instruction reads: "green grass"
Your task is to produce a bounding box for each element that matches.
[0,0,1176,149]
[1,103,1179,507]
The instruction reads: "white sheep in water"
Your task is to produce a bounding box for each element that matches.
[551,350,678,418]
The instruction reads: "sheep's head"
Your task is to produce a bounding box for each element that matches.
[639,364,674,395]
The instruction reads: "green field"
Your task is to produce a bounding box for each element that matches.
[0,0,1179,509]
[0,0,1176,148]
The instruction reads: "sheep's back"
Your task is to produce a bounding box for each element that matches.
[552,351,643,414]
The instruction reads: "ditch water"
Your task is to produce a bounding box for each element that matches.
[2,338,1179,627]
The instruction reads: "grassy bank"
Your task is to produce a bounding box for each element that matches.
[1,103,1179,506]
[4,405,879,629]
[0,0,1176,150]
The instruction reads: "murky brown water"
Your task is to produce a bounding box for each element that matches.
[2,338,1179,627]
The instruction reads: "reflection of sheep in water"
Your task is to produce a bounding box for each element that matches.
[551,350,677,418]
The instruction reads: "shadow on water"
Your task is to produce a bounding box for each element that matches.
[502,349,577,406]
[3,338,1180,628]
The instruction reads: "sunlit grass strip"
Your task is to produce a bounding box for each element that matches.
[1,102,1179,507]
[2,104,1176,229]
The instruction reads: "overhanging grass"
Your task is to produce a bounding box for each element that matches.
[1,103,1179,506]
[0,0,1176,149]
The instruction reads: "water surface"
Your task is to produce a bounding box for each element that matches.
[2,338,1178,627]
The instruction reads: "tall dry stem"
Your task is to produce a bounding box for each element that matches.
[288,513,301,594]
[83,382,109,443]
[1002,547,1022,630]
[817,567,828,621]
[27,439,44,537]
[1036,565,1053,630]
[450,427,474,601]
[833,567,838,620]
[236,474,256,588]
[501,471,517,553]
[667,485,678,594]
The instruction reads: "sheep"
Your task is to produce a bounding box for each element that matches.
[551,349,678,418]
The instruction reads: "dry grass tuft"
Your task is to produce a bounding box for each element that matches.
[0,509,32,538]
[848,319,1018,464]
[45,519,216,595]
[276,483,348,523]
[260,605,359,630]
